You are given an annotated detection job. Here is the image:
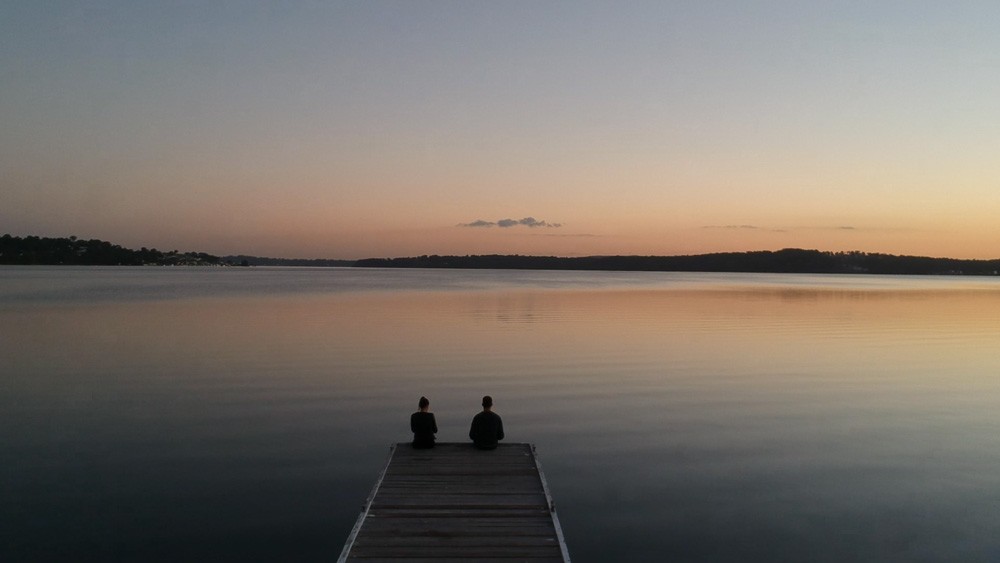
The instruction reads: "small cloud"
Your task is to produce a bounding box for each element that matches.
[792,225,862,232]
[516,217,561,228]
[702,224,787,233]
[702,225,761,230]
[460,216,562,228]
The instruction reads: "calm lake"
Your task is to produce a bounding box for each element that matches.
[3,266,1000,562]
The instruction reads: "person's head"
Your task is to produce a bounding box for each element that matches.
[418,396,429,410]
[482,395,493,410]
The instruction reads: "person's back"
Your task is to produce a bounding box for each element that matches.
[411,396,437,449]
[469,395,504,450]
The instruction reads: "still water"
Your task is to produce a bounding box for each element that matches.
[2,266,1000,562]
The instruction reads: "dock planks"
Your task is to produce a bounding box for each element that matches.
[339,442,570,562]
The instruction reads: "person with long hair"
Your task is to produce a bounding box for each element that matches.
[410,396,437,449]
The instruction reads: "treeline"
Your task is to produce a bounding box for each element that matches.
[0,234,221,266]
[6,235,999,274]
[223,255,355,267]
[355,249,1000,275]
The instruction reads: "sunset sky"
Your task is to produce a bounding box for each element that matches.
[3,2,999,259]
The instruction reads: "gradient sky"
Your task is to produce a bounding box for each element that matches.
[3,2,999,259]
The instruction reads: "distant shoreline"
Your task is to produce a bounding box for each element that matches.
[3,234,999,275]
[354,250,1000,276]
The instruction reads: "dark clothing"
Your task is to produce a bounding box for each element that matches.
[410,411,437,449]
[469,411,504,450]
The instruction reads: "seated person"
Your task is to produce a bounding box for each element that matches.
[410,396,437,449]
[469,395,504,450]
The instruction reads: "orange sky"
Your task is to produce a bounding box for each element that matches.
[2,3,999,259]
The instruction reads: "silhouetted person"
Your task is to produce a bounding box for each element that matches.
[469,395,504,450]
[410,396,437,449]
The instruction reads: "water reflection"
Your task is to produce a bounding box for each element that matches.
[3,270,1000,561]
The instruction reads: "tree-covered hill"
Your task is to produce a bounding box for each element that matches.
[355,249,1000,276]
[0,234,221,266]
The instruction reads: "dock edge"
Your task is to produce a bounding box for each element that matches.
[336,443,396,563]
[532,443,572,562]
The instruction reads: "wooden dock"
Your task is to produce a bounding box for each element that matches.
[338,442,570,562]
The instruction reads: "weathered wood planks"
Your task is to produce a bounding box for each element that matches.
[339,442,570,562]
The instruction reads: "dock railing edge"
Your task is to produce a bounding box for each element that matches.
[336,443,397,563]
[531,443,572,563]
